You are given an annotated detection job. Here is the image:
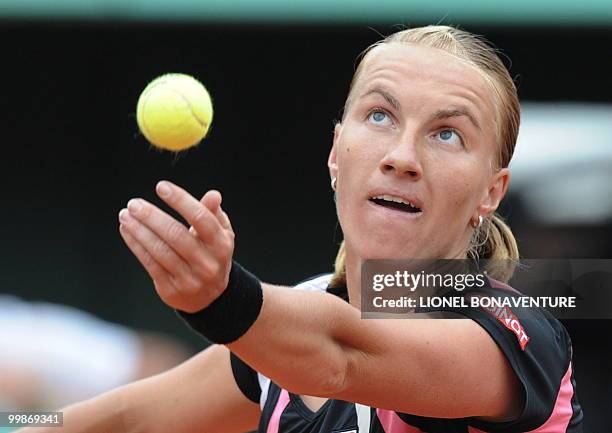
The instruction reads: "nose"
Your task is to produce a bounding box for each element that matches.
[379,132,423,180]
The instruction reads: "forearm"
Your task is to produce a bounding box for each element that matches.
[19,375,182,433]
[15,389,129,433]
[227,283,361,396]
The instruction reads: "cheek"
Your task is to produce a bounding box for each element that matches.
[334,127,379,221]
[336,129,375,179]
[336,147,364,215]
[431,161,483,215]
[337,122,387,168]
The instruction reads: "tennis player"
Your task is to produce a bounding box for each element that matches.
[20,25,583,433]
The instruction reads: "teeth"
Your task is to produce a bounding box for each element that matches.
[372,194,418,209]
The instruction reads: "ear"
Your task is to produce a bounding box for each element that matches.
[478,167,511,217]
[328,122,342,181]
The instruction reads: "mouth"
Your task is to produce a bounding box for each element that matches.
[368,194,423,214]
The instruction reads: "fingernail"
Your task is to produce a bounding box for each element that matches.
[118,208,130,223]
[157,181,171,198]
[127,199,142,214]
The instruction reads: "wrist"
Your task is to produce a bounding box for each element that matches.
[176,260,264,344]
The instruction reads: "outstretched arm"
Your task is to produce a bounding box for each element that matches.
[15,345,259,433]
[119,181,521,421]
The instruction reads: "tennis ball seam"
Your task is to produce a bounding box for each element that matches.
[173,90,209,129]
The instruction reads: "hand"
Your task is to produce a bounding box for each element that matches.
[118,181,235,313]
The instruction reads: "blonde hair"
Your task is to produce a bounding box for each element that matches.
[331,25,520,286]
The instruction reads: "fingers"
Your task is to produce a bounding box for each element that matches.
[202,189,222,212]
[118,224,177,296]
[119,208,192,279]
[217,209,232,231]
[118,182,235,312]
[124,197,211,266]
[156,181,226,245]
[201,189,232,230]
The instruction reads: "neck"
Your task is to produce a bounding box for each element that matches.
[345,251,362,309]
[342,243,470,309]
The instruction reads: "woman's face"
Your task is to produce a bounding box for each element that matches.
[329,42,510,260]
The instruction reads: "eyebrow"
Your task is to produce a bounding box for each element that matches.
[361,87,481,131]
[431,108,481,131]
[362,88,402,112]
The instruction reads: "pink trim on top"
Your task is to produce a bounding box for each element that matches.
[526,362,575,432]
[468,362,575,433]
[376,409,424,433]
[266,389,290,433]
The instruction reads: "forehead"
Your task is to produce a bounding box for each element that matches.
[354,43,498,129]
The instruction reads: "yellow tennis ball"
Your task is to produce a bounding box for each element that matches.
[136,73,213,151]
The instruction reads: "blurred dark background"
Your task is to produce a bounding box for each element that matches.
[0,12,611,431]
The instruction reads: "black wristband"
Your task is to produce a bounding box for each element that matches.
[176,260,264,344]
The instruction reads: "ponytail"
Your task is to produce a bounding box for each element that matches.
[330,240,347,288]
[469,212,519,282]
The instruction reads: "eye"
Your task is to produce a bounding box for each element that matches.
[433,128,464,147]
[367,109,393,127]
